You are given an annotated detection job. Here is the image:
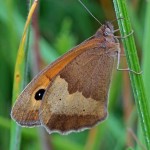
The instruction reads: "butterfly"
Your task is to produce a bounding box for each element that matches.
[11,21,120,134]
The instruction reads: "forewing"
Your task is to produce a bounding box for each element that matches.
[11,37,100,126]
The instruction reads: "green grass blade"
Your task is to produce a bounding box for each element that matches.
[9,1,38,150]
[113,0,150,149]
[141,2,150,149]
[127,2,142,46]
[142,0,150,103]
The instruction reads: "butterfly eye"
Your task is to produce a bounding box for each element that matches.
[34,89,45,100]
[104,31,109,36]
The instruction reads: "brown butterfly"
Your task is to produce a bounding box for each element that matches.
[11,22,120,134]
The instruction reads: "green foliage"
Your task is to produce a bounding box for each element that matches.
[0,0,149,150]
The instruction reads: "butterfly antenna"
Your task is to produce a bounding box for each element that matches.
[78,0,102,25]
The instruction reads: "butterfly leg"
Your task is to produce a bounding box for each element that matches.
[116,50,142,74]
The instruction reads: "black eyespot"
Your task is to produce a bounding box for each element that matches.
[34,89,45,100]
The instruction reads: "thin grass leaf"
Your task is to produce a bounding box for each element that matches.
[113,0,150,149]
[127,2,142,47]
[140,1,150,149]
[9,1,38,150]
[142,0,150,105]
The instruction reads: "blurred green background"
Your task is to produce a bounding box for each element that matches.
[0,0,149,150]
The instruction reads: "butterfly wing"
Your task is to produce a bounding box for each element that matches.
[11,23,120,131]
[11,36,102,126]
[40,41,119,134]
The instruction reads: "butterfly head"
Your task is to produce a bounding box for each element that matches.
[95,22,115,38]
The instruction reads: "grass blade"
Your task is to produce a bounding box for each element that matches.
[9,1,38,150]
[113,0,150,149]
